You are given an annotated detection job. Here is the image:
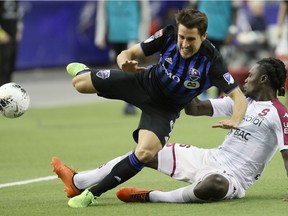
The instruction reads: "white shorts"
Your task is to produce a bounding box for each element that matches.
[158,143,246,199]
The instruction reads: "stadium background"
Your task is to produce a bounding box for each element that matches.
[15,1,280,70]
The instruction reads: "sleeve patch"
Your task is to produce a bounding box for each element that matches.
[144,29,163,43]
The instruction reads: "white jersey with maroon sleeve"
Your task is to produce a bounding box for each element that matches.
[209,97,288,190]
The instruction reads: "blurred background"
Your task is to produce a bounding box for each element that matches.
[14,1,286,68]
[1,0,287,106]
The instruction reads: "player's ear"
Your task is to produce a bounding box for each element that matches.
[260,74,268,83]
[201,32,207,41]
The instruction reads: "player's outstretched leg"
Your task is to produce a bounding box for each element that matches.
[116,187,152,202]
[68,189,96,208]
[51,157,81,198]
[66,62,91,77]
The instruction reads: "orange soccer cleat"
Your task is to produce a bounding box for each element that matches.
[51,157,81,198]
[116,187,152,202]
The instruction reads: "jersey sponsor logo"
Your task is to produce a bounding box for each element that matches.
[283,122,288,134]
[231,128,251,141]
[223,72,235,85]
[183,81,200,89]
[283,113,288,118]
[144,29,163,43]
[162,64,201,89]
[162,63,181,83]
[96,70,110,79]
[243,114,265,126]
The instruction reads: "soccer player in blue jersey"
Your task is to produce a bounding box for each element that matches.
[53,8,247,207]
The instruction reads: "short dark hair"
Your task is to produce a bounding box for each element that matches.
[175,8,208,36]
[257,58,287,96]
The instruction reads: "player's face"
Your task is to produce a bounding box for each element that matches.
[177,24,207,59]
[243,64,261,98]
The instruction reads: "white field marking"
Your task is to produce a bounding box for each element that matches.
[0,175,57,188]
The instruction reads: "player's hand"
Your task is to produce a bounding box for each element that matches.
[212,119,239,129]
[121,60,145,73]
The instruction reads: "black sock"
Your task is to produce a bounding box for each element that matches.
[89,153,144,197]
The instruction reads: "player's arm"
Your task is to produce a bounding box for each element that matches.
[116,43,146,73]
[213,87,247,129]
[185,98,213,116]
[281,149,288,176]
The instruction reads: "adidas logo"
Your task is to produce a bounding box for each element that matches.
[165,57,172,64]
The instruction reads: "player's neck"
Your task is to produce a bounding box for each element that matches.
[254,90,276,102]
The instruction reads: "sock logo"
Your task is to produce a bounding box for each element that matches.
[114,176,121,183]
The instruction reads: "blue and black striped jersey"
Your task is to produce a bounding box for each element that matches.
[140,25,238,111]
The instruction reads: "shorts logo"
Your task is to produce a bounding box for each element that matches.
[96,70,110,79]
[223,72,235,85]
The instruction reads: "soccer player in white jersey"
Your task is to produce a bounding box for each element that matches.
[52,57,288,204]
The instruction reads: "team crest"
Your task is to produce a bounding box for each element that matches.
[223,72,235,85]
[96,70,110,79]
[189,68,201,81]
[184,68,201,89]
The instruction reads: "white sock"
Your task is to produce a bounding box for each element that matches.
[73,155,126,189]
[149,183,203,203]
[149,188,186,203]
[181,183,203,202]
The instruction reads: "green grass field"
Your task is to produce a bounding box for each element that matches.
[0,101,288,216]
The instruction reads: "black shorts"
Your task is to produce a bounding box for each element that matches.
[90,69,179,146]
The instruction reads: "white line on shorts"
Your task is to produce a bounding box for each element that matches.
[0,175,57,188]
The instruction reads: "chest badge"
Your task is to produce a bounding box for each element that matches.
[184,68,201,89]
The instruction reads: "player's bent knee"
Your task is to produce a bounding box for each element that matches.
[72,76,97,93]
[194,174,229,201]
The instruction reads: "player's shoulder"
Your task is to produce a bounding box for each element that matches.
[271,99,288,119]
[163,25,176,34]
[161,25,177,41]
[199,39,222,61]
